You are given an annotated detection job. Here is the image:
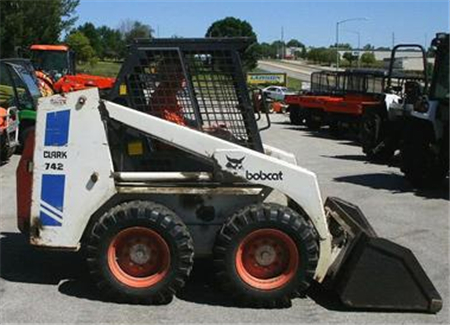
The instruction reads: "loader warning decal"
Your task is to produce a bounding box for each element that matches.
[45,110,70,146]
[39,174,65,226]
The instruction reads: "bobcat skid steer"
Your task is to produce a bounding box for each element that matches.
[17,38,442,312]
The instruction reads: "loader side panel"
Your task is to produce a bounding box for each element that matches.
[29,89,116,248]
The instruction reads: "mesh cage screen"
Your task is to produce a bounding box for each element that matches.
[117,42,261,150]
[311,71,342,94]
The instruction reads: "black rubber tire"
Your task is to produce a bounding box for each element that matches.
[85,200,194,304]
[360,110,395,162]
[329,120,344,138]
[401,128,448,188]
[0,133,6,164]
[0,133,14,164]
[213,203,319,308]
[305,110,322,130]
[289,105,303,125]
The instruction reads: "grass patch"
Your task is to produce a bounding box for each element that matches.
[286,76,302,90]
[77,61,122,77]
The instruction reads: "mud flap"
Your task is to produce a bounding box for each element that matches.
[324,197,442,313]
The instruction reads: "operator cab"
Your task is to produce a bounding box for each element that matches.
[30,44,76,81]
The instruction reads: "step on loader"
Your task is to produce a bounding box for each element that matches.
[16,38,442,312]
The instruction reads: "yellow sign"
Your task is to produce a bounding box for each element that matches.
[247,73,287,86]
[119,84,127,95]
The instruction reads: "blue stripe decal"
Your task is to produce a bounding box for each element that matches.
[45,110,70,146]
[40,211,62,226]
[40,174,65,226]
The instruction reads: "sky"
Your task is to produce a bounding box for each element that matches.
[75,0,449,48]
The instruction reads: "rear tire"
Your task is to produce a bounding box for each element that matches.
[401,127,448,188]
[305,110,322,130]
[85,200,194,304]
[214,203,319,308]
[289,105,303,125]
[0,133,13,164]
[360,109,395,162]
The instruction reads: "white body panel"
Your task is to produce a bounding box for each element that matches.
[105,101,332,281]
[384,94,404,120]
[30,89,116,247]
[30,89,333,281]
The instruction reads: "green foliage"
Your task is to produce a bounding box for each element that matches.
[120,20,154,45]
[0,0,79,57]
[343,51,357,66]
[360,52,376,65]
[66,31,95,63]
[97,26,126,59]
[307,47,338,65]
[74,23,102,55]
[330,43,352,50]
[287,39,304,48]
[363,43,375,50]
[206,17,258,71]
[255,42,277,58]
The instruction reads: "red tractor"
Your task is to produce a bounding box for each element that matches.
[29,44,116,95]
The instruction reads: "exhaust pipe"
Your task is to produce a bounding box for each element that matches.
[323,197,442,313]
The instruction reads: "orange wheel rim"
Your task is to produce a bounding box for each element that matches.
[235,229,299,290]
[107,227,170,288]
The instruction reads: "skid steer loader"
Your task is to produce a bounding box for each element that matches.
[16,38,442,312]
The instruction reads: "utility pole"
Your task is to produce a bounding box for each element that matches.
[281,26,284,59]
[392,32,395,48]
[335,17,369,70]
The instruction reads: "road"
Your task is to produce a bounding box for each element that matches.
[258,60,336,83]
[1,114,448,324]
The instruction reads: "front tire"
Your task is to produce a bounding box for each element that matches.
[214,203,319,307]
[85,201,194,304]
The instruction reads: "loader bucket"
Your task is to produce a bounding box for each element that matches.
[324,197,442,313]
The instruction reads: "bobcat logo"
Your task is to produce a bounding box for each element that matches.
[226,156,245,170]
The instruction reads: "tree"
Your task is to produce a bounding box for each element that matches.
[206,17,258,71]
[360,52,376,66]
[66,31,95,63]
[120,20,154,45]
[287,39,304,48]
[307,47,337,65]
[270,40,286,58]
[343,52,357,66]
[363,43,375,51]
[75,22,102,56]
[97,25,125,60]
[331,43,352,50]
[0,0,79,58]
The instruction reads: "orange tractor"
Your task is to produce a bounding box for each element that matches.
[29,44,116,95]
